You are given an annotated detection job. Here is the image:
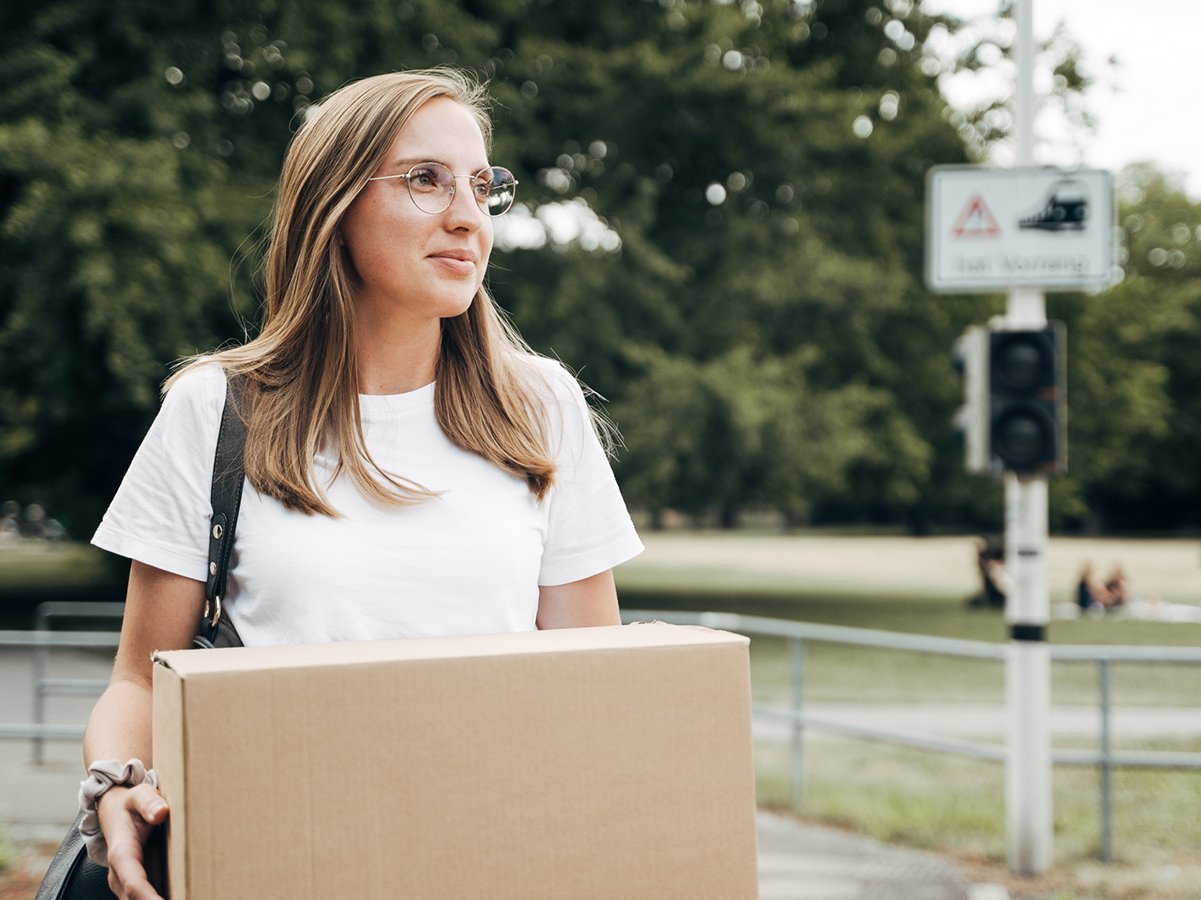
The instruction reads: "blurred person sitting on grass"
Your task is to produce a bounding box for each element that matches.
[1104,565,1130,608]
[75,68,642,900]
[1076,561,1118,614]
[971,535,1009,608]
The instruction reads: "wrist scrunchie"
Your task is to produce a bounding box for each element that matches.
[78,758,159,866]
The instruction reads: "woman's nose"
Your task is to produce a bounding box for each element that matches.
[443,182,485,230]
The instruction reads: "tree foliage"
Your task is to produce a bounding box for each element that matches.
[0,0,1196,535]
[1054,166,1201,530]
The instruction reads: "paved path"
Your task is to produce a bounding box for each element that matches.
[0,647,998,898]
[756,812,979,899]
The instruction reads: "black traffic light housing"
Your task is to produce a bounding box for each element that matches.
[988,324,1066,474]
[953,321,1067,476]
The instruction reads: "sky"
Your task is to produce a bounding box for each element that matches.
[500,1,1201,251]
[924,0,1201,200]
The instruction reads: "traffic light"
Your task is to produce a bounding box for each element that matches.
[953,322,1066,475]
[953,325,990,473]
[989,324,1066,474]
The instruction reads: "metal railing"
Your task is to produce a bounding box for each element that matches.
[3,604,1197,861]
[624,609,1201,863]
[0,601,124,762]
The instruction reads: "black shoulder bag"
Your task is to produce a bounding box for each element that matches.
[193,372,247,650]
[36,374,248,900]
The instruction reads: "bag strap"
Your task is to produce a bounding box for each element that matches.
[200,373,247,641]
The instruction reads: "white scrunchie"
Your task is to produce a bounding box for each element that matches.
[78,758,159,866]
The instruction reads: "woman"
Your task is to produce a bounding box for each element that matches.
[81,69,643,900]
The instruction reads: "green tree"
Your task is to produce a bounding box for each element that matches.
[0,0,471,528]
[1,0,1039,534]
[491,0,982,526]
[1056,166,1200,530]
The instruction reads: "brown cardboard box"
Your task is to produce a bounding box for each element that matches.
[152,622,758,899]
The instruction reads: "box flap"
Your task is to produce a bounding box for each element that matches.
[151,621,747,676]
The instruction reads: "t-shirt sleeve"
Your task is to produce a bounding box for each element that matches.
[534,361,644,586]
[91,364,227,581]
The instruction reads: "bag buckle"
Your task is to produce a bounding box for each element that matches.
[202,595,223,629]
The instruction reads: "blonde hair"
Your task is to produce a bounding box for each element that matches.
[169,69,556,515]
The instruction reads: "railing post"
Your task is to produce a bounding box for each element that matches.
[1099,659,1114,863]
[788,636,805,808]
[33,604,51,765]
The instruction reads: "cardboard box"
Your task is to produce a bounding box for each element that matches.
[152,622,758,899]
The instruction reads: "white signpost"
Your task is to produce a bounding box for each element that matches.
[927,164,1117,876]
[924,2,1129,876]
[926,166,1116,294]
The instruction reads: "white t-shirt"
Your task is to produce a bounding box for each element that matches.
[92,357,643,646]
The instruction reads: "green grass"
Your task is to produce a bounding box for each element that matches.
[0,543,113,590]
[743,635,1201,707]
[623,587,1201,707]
[618,547,1201,893]
[0,543,125,629]
[755,736,1201,867]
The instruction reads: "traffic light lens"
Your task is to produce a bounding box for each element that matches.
[994,406,1054,469]
[995,340,1044,389]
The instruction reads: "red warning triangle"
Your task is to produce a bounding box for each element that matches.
[952,194,1001,238]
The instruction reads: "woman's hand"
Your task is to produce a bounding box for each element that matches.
[97,783,170,900]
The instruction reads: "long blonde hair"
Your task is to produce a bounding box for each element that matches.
[169,69,556,515]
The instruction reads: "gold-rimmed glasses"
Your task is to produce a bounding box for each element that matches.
[367,162,519,216]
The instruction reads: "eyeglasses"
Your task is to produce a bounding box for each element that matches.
[367,162,519,216]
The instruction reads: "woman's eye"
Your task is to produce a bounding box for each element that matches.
[472,180,491,199]
[409,167,440,189]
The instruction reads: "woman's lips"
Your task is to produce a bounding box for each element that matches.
[428,252,476,276]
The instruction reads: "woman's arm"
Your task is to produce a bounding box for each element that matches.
[536,570,621,629]
[84,561,204,763]
[83,561,205,900]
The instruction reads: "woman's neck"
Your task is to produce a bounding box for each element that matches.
[355,315,441,395]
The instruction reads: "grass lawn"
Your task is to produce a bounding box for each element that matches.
[621,589,1201,708]
[0,544,124,629]
[0,543,112,589]
[755,736,1201,900]
[616,532,1201,898]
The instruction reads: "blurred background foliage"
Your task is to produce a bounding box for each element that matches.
[0,0,1198,537]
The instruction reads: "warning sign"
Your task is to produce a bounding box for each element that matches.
[951,195,1001,238]
[926,166,1115,293]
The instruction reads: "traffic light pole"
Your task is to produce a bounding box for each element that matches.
[1004,469,1052,875]
[1005,0,1053,876]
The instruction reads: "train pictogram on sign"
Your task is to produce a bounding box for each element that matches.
[1018,179,1089,232]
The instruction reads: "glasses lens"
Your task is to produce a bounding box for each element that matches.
[482,167,517,216]
[406,163,455,213]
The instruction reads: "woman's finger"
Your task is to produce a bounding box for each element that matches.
[127,781,170,825]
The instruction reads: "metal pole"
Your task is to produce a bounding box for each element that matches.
[1014,0,1035,168]
[1004,474,1053,875]
[1099,660,1114,862]
[789,637,806,807]
[1004,0,1053,877]
[33,604,50,765]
